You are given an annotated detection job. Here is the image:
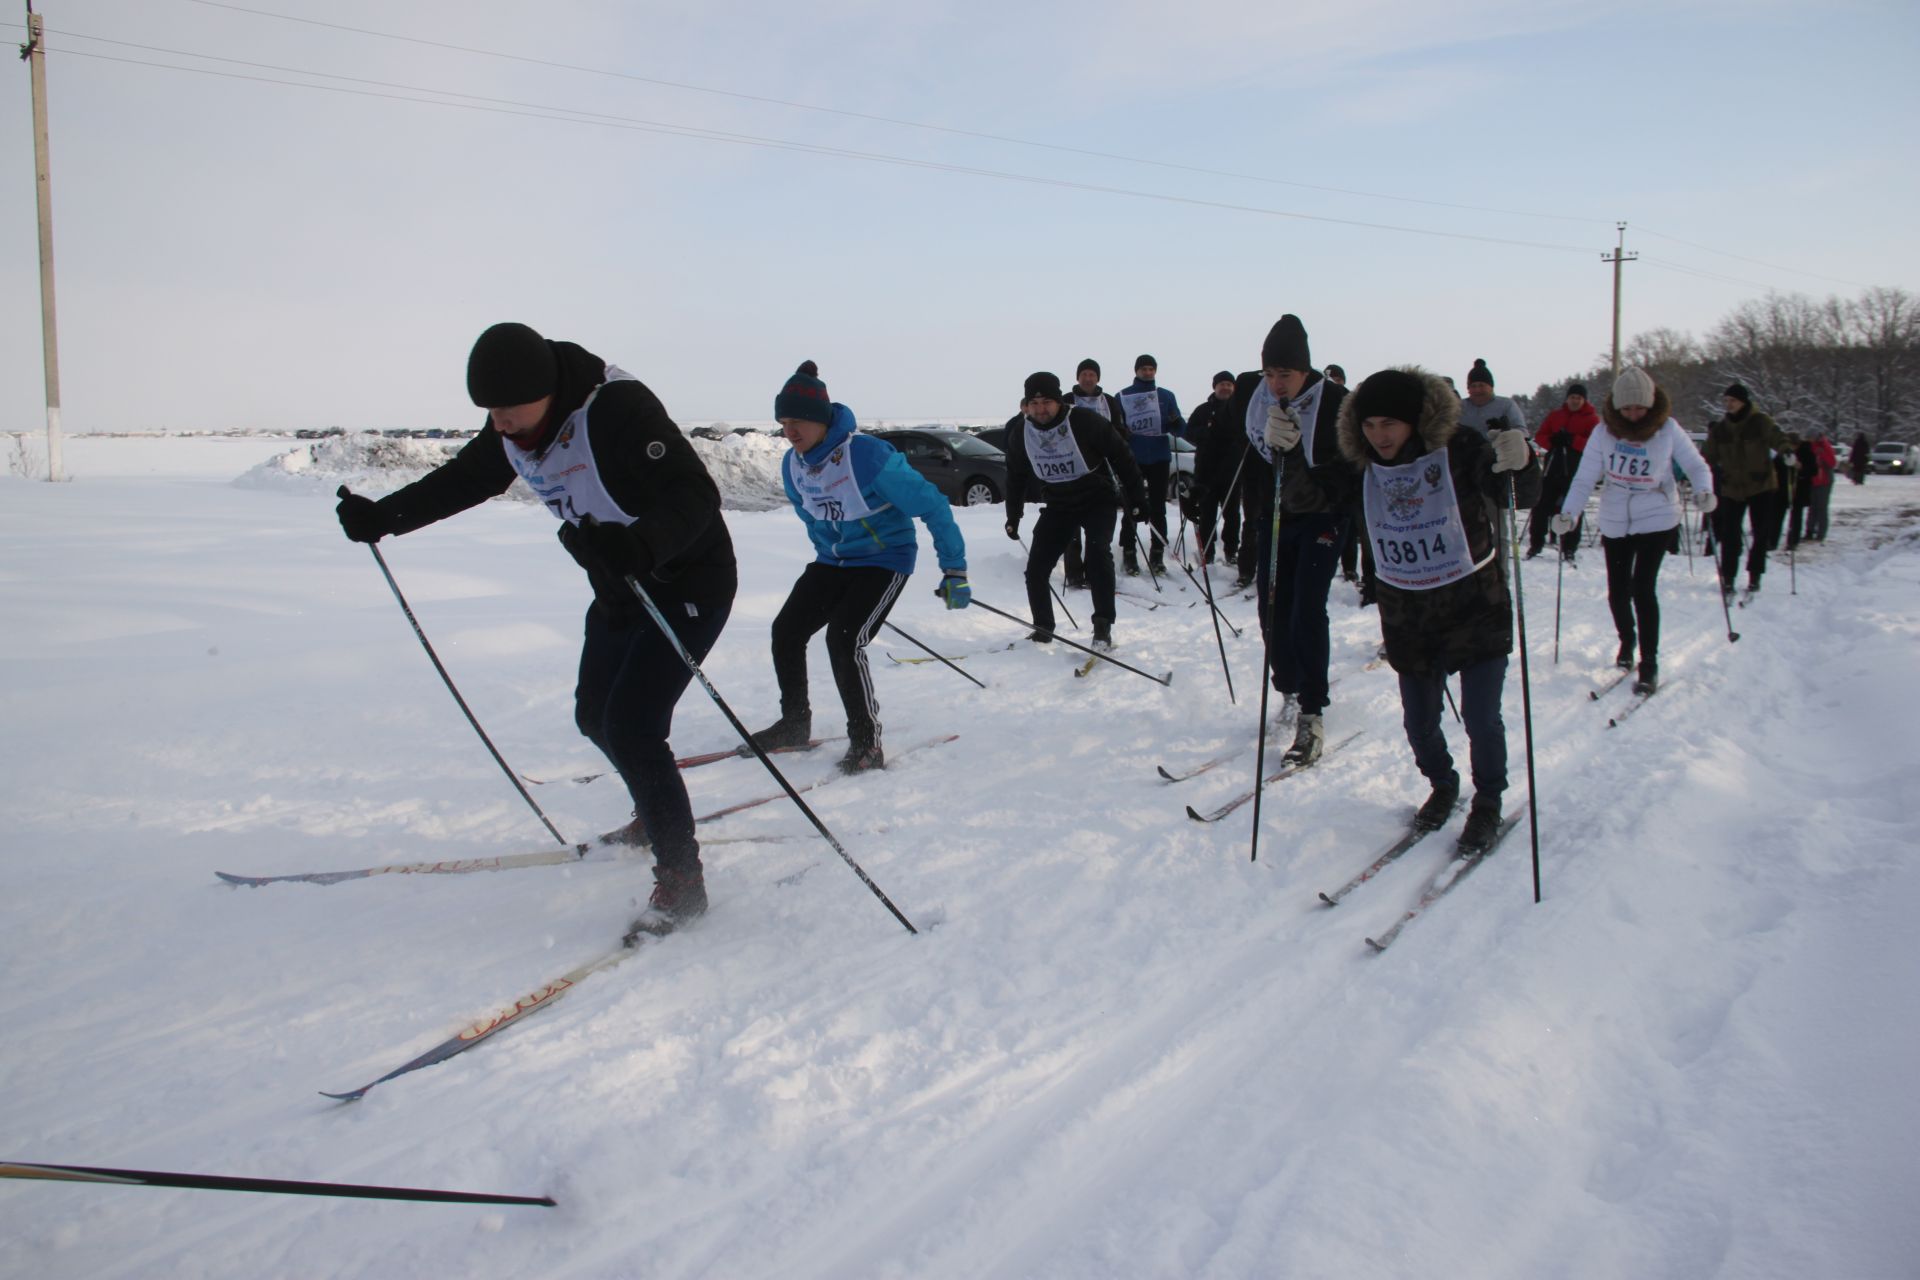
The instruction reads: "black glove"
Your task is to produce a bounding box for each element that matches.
[1486,415,1511,433]
[1186,482,1211,510]
[560,516,651,578]
[1127,504,1147,525]
[335,489,392,544]
[1004,518,1020,541]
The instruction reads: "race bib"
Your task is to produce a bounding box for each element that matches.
[1024,418,1090,484]
[1072,393,1112,421]
[503,364,639,525]
[1244,376,1324,466]
[1119,390,1164,438]
[1362,451,1493,591]
[788,438,881,522]
[1603,438,1659,489]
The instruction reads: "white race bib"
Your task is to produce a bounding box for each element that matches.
[1602,437,1660,490]
[787,437,881,522]
[1024,417,1090,484]
[1071,393,1112,421]
[1244,376,1325,466]
[1362,450,1494,591]
[1119,390,1164,438]
[503,364,639,526]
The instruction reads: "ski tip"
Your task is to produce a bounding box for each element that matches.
[213,872,258,887]
[1364,937,1387,952]
[1318,891,1338,907]
[1184,805,1207,823]
[318,1088,367,1103]
[1156,766,1177,782]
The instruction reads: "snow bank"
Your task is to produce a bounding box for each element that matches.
[233,430,790,511]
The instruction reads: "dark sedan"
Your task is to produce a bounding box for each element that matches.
[873,428,1009,505]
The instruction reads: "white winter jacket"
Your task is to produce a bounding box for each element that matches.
[1560,417,1713,537]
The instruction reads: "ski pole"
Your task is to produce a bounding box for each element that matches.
[0,1161,554,1207]
[1194,532,1236,705]
[1174,556,1243,637]
[1443,678,1462,726]
[1716,557,1742,644]
[602,557,917,935]
[968,599,1172,685]
[1131,528,1166,593]
[1249,449,1286,864]
[1788,466,1799,596]
[1504,475,1543,904]
[1553,543,1564,664]
[1679,490,1695,576]
[339,488,567,847]
[881,621,986,690]
[1017,536,1078,632]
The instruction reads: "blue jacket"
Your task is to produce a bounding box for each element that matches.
[781,403,967,576]
[1117,378,1186,465]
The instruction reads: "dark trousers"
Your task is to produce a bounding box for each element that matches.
[1195,482,1243,565]
[1029,504,1117,631]
[577,593,732,871]
[1120,460,1171,564]
[1805,483,1832,541]
[1713,495,1772,586]
[1254,510,1346,713]
[1399,656,1508,802]
[1601,530,1671,662]
[1528,478,1582,556]
[770,562,906,749]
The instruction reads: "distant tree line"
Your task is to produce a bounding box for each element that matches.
[1516,285,1919,443]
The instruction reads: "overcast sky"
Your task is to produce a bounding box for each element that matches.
[4,0,1918,433]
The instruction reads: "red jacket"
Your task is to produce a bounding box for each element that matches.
[1535,403,1600,454]
[1809,436,1837,487]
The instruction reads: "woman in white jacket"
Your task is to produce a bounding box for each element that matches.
[1551,366,1714,696]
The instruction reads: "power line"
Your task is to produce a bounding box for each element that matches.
[1637,226,1870,290]
[178,0,1615,229]
[1642,255,1787,294]
[44,44,1601,255]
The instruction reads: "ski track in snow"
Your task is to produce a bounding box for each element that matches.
[2,438,1918,1279]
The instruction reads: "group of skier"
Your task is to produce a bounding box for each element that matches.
[331,315,1823,940]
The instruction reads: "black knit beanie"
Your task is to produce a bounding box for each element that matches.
[467,322,558,408]
[1324,363,1346,382]
[1076,358,1100,378]
[1260,315,1311,371]
[1024,371,1065,402]
[774,360,833,425]
[1567,382,1588,398]
[1349,369,1428,430]
[1724,382,1751,404]
[1134,354,1157,373]
[1467,359,1494,388]
[1212,370,1236,388]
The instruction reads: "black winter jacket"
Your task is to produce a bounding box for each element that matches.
[371,340,737,614]
[1003,407,1146,525]
[1335,368,1540,677]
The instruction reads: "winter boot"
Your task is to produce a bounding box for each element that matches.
[1634,659,1659,697]
[1746,574,1762,596]
[1148,551,1166,577]
[750,708,812,751]
[1092,620,1113,650]
[1456,797,1503,855]
[625,862,708,943]
[1282,713,1324,767]
[1614,640,1635,671]
[1720,577,1736,603]
[1064,571,1089,590]
[836,739,886,775]
[1413,777,1461,832]
[1122,549,1141,577]
[600,812,651,848]
[1027,627,1055,644]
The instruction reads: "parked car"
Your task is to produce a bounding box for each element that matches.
[871,428,1009,505]
[1869,441,1919,475]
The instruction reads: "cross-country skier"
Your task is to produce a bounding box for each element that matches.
[748,362,970,775]
[1337,366,1539,853]
[333,321,736,934]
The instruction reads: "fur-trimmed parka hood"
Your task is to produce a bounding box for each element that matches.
[1602,383,1672,443]
[1336,366,1461,468]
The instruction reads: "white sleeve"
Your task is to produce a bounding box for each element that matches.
[1668,420,1713,493]
[1560,426,1608,515]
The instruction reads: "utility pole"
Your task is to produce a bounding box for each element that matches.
[20,0,63,481]
[1601,221,1637,382]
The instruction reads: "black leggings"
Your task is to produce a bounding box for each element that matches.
[770,562,907,748]
[1601,530,1671,661]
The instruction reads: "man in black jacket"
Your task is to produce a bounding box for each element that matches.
[334,322,737,938]
[1234,315,1356,766]
[1002,371,1146,649]
[1183,370,1243,571]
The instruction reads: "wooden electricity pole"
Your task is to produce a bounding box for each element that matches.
[20,0,63,481]
[1602,222,1637,381]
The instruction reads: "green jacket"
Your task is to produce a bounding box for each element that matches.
[1704,405,1787,501]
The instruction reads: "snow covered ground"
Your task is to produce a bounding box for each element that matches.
[3,435,1917,1280]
